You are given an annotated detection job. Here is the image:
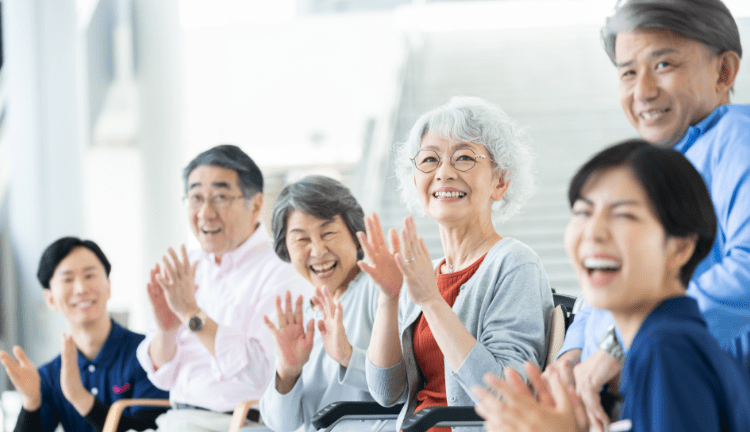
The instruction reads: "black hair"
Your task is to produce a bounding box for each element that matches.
[183,144,264,198]
[272,175,365,262]
[37,237,112,289]
[568,139,716,287]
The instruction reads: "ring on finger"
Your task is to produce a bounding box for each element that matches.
[405,257,416,263]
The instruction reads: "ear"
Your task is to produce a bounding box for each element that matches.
[249,192,263,216]
[490,173,511,202]
[667,234,697,270]
[715,51,741,97]
[103,278,112,303]
[43,290,58,312]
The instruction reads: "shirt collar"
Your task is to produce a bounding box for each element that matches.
[77,318,125,369]
[673,105,727,153]
[202,223,270,270]
[637,296,705,336]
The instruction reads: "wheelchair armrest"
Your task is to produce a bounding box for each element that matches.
[311,401,403,430]
[102,398,171,432]
[401,406,483,432]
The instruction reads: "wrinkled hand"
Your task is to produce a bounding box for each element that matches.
[543,349,580,391]
[312,286,352,367]
[60,334,94,415]
[394,216,440,307]
[357,213,403,300]
[263,291,315,381]
[147,263,181,333]
[473,362,587,432]
[0,346,41,411]
[573,349,622,432]
[155,245,200,323]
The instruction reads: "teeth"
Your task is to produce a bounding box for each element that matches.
[202,228,220,234]
[584,258,621,271]
[75,301,94,308]
[433,191,466,198]
[640,109,667,120]
[311,261,336,273]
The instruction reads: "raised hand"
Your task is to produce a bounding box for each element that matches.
[60,334,95,415]
[263,291,315,383]
[394,216,440,307]
[146,263,180,333]
[0,346,42,411]
[154,245,200,323]
[572,349,622,432]
[357,212,403,299]
[312,286,352,367]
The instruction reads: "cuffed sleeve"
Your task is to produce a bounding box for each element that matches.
[366,356,407,407]
[135,331,180,392]
[337,345,369,391]
[259,374,305,432]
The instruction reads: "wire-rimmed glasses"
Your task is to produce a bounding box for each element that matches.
[410,148,495,173]
[183,194,246,211]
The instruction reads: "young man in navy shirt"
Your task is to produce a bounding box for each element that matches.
[0,237,168,432]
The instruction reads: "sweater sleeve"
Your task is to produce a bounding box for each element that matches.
[13,407,42,432]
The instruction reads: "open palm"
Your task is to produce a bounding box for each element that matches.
[263,291,315,379]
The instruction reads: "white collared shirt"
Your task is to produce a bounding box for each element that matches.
[136,225,311,411]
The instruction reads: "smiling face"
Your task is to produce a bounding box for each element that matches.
[564,166,690,316]
[44,247,111,328]
[187,165,261,263]
[285,211,359,293]
[615,29,726,146]
[414,131,508,226]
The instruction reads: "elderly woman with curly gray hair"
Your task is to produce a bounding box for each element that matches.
[359,96,554,432]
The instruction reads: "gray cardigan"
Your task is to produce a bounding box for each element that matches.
[366,238,553,431]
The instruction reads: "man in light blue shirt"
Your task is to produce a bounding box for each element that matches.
[547,0,750,429]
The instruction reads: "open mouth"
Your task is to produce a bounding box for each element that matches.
[311,261,337,275]
[583,257,622,277]
[639,108,669,121]
[72,300,95,309]
[201,227,221,235]
[433,191,466,198]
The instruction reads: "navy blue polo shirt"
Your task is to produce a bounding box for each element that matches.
[619,297,750,431]
[36,320,169,432]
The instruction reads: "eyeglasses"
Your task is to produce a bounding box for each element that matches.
[410,148,495,173]
[183,194,246,210]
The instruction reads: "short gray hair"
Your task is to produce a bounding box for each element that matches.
[394,96,535,225]
[183,144,264,199]
[272,175,366,262]
[602,0,742,64]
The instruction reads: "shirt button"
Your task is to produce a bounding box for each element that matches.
[450,396,456,402]
[91,388,98,396]
[88,365,96,373]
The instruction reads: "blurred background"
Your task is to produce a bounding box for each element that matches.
[0,0,748,423]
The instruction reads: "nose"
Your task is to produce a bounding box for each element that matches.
[73,277,88,294]
[634,69,658,102]
[310,237,329,258]
[196,199,218,220]
[434,154,458,180]
[583,211,610,243]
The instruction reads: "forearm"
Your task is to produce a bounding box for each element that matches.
[14,407,42,432]
[148,329,178,369]
[274,369,302,395]
[421,298,476,373]
[188,316,218,357]
[368,296,402,368]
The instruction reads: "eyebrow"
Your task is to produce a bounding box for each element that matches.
[288,219,337,235]
[576,197,643,208]
[420,142,475,152]
[188,181,233,191]
[58,266,99,276]
[616,48,679,68]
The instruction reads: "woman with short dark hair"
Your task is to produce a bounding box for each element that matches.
[474,140,750,431]
[258,175,385,432]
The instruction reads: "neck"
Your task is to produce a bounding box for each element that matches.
[214,222,259,265]
[331,266,361,301]
[439,217,498,273]
[69,315,112,360]
[611,280,685,350]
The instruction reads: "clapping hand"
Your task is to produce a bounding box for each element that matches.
[146,263,181,333]
[153,245,200,324]
[392,216,440,307]
[357,213,403,300]
[60,334,95,415]
[0,346,42,411]
[263,291,315,382]
[312,286,352,367]
[473,362,587,432]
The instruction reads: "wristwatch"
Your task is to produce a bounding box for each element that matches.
[188,310,207,332]
[598,324,626,362]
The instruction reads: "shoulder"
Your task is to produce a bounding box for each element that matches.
[703,105,750,154]
[477,238,547,283]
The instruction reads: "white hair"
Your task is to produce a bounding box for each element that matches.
[394,96,536,224]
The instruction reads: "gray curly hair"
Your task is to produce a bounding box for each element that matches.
[394,96,536,224]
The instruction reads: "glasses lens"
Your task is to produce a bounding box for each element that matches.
[414,150,440,172]
[452,149,477,172]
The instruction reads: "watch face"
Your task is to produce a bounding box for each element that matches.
[188,316,203,332]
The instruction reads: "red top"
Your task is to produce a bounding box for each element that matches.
[412,254,487,431]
